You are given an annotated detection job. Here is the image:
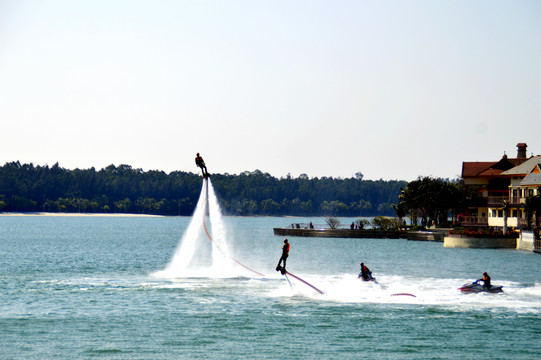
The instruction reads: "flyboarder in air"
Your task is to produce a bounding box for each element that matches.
[195,153,210,178]
[276,239,290,275]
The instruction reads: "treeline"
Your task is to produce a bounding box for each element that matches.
[396,176,464,227]
[0,161,407,216]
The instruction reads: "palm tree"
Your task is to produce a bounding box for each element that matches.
[530,195,541,230]
[522,196,537,230]
[393,202,407,229]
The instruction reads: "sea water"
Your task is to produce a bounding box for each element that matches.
[1,212,540,359]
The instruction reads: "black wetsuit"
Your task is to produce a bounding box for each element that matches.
[359,265,372,281]
[277,242,290,270]
[195,155,208,176]
[480,274,491,288]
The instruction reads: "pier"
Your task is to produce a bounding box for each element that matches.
[273,223,446,241]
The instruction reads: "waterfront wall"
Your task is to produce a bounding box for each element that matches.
[406,230,445,242]
[273,228,405,239]
[443,235,517,249]
[517,231,534,251]
[273,228,449,240]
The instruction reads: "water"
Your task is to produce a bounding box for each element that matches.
[1,183,540,359]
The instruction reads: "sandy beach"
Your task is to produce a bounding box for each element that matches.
[0,212,163,217]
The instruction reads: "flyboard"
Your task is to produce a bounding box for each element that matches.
[201,178,264,277]
[276,265,325,295]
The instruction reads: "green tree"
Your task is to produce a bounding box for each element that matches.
[0,161,409,216]
[260,199,280,215]
[522,195,541,230]
[371,216,398,230]
[398,177,463,227]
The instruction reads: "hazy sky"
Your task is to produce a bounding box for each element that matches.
[1,1,540,181]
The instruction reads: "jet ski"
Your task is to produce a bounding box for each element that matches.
[458,281,503,293]
[358,273,376,282]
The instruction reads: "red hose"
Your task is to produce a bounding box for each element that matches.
[201,180,264,277]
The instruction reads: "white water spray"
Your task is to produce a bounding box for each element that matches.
[207,180,234,271]
[154,179,243,278]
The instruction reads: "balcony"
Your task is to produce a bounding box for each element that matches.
[487,196,507,207]
[487,196,526,207]
[460,216,488,227]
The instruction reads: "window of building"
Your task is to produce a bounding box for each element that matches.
[498,210,503,218]
[512,209,518,218]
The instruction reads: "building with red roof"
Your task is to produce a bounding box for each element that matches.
[461,143,531,228]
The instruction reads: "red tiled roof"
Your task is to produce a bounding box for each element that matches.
[508,158,527,166]
[462,157,529,178]
[462,162,496,177]
[477,168,508,176]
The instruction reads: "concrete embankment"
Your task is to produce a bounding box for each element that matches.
[443,235,517,249]
[517,231,534,251]
[273,228,406,239]
[273,228,446,241]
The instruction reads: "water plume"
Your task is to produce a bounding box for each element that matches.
[154,178,256,278]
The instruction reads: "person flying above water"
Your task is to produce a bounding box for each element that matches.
[358,262,374,281]
[276,239,290,274]
[195,153,209,177]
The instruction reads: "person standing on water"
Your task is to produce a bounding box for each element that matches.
[276,239,290,274]
[195,153,209,177]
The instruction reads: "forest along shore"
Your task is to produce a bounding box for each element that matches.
[0,162,407,216]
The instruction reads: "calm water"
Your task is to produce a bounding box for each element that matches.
[1,215,540,359]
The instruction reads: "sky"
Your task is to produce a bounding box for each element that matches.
[1,0,540,181]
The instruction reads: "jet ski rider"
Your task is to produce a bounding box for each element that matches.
[358,262,373,281]
[478,272,491,288]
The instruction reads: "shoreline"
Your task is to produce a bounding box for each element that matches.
[0,212,163,217]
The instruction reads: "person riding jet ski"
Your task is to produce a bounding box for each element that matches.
[458,271,503,293]
[358,262,375,282]
[478,272,491,288]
